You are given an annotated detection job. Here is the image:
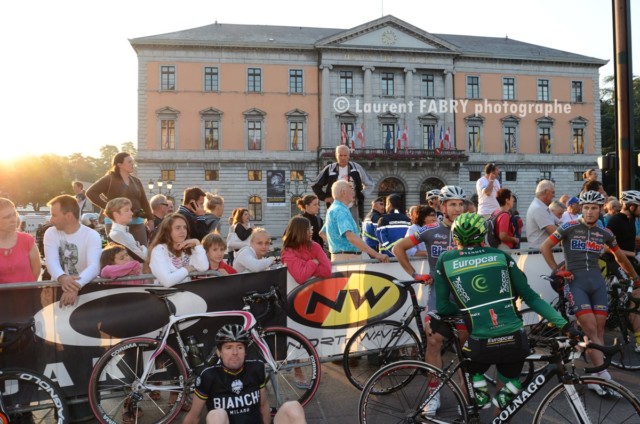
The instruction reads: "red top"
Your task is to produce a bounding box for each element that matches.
[210,261,237,275]
[494,211,515,249]
[0,232,36,283]
[281,241,332,284]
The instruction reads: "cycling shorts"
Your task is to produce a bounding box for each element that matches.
[566,269,608,317]
[463,328,529,379]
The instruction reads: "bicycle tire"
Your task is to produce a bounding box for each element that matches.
[0,367,70,424]
[88,337,188,424]
[343,320,423,392]
[605,324,640,371]
[533,376,640,423]
[358,360,468,424]
[247,326,321,414]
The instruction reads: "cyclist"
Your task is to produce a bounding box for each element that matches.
[392,185,466,415]
[434,213,568,409]
[183,324,306,424]
[540,190,640,395]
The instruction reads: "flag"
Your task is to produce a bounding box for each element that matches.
[396,128,402,153]
[252,131,258,150]
[444,127,451,149]
[475,131,480,152]
[402,124,409,151]
[428,126,434,150]
[438,126,444,150]
[292,124,299,150]
[340,124,347,145]
[385,127,392,151]
[350,128,356,151]
[357,124,365,149]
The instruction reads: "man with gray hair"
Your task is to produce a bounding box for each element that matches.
[148,194,169,241]
[548,200,566,225]
[525,180,557,249]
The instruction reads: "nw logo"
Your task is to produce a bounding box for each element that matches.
[305,287,390,315]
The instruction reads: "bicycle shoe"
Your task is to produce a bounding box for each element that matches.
[587,383,622,398]
[420,392,440,417]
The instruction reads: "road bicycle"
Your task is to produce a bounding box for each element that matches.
[604,277,640,370]
[88,285,320,424]
[358,312,640,424]
[0,319,70,423]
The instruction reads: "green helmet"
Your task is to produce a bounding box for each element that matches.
[451,213,486,246]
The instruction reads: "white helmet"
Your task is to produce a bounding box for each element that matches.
[439,186,466,202]
[81,213,100,226]
[621,190,640,205]
[425,189,441,201]
[579,190,606,205]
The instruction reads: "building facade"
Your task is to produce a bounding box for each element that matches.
[131,15,606,237]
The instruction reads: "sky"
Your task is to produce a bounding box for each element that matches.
[1,0,636,160]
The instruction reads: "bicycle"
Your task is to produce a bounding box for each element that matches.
[0,319,70,424]
[605,278,640,370]
[88,285,320,424]
[358,312,640,424]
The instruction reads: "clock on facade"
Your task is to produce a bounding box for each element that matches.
[381,30,397,46]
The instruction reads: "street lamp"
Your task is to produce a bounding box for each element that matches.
[148,179,173,195]
[285,178,310,197]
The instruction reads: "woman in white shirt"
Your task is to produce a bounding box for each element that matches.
[233,227,276,273]
[145,213,208,287]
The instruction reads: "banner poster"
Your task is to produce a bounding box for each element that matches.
[266,170,286,206]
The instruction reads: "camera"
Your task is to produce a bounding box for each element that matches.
[133,209,147,219]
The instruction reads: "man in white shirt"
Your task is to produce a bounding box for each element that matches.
[561,196,581,223]
[476,163,501,218]
[525,180,557,249]
[44,195,102,306]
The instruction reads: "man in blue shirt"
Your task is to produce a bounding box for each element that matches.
[322,180,389,263]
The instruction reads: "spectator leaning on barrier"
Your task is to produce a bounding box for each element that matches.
[0,197,41,283]
[376,194,411,257]
[44,194,102,306]
[178,187,209,242]
[362,196,385,252]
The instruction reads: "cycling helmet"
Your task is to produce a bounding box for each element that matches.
[439,185,466,202]
[81,213,99,226]
[425,189,441,201]
[215,324,250,347]
[578,190,606,205]
[621,190,640,205]
[451,213,486,245]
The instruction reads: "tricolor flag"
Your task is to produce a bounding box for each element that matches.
[292,124,299,150]
[357,124,365,149]
[252,131,258,150]
[350,128,356,151]
[475,131,480,152]
[444,127,451,149]
[428,126,435,150]
[402,124,409,151]
[385,127,392,151]
[396,128,402,153]
[340,124,347,145]
[438,126,444,150]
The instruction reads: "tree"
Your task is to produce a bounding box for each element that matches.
[121,141,137,157]
[98,145,120,171]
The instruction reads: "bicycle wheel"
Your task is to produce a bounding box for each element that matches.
[359,360,468,424]
[0,367,70,423]
[605,316,640,370]
[343,320,422,392]
[88,337,188,424]
[247,326,320,414]
[533,376,640,423]
[521,308,559,377]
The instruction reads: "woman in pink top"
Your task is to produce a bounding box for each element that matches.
[0,198,41,283]
[281,216,332,284]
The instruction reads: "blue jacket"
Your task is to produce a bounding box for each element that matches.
[376,210,411,257]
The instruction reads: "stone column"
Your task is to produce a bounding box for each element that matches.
[443,70,454,148]
[404,68,416,148]
[320,64,332,148]
[362,66,375,148]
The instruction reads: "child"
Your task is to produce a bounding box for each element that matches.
[105,197,147,262]
[233,227,276,273]
[202,233,237,275]
[281,216,331,284]
[100,243,146,285]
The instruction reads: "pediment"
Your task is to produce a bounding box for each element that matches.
[243,107,267,117]
[285,108,308,117]
[200,107,223,116]
[156,106,180,115]
[316,15,458,53]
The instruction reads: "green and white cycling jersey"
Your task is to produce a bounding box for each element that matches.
[434,246,566,339]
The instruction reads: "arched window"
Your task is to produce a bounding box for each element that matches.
[248,196,263,222]
[378,177,406,212]
[419,177,445,204]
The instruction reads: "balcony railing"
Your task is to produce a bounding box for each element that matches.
[319,147,469,162]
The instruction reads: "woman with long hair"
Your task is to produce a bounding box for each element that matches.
[0,197,41,283]
[281,216,331,284]
[296,194,325,249]
[86,152,153,246]
[145,213,208,287]
[226,208,252,265]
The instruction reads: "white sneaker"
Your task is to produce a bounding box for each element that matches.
[421,393,441,416]
[588,383,622,398]
[634,344,640,353]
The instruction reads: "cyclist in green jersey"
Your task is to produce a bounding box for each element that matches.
[434,213,569,409]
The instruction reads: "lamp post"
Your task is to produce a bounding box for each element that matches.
[285,178,310,197]
[148,179,173,196]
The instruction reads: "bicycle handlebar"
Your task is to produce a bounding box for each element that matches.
[0,318,35,349]
[242,285,283,322]
[610,281,640,314]
[530,334,619,374]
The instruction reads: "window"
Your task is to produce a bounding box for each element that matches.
[467,125,481,153]
[502,77,515,100]
[340,71,353,94]
[161,170,175,182]
[289,69,303,94]
[421,73,434,97]
[247,68,262,92]
[290,122,303,151]
[422,124,436,149]
[290,196,301,218]
[161,66,175,91]
[538,79,550,101]
[248,196,262,221]
[469,171,481,181]
[248,121,262,150]
[573,128,585,154]
[571,81,583,103]
[382,123,396,151]
[248,170,262,181]
[540,171,552,181]
[505,171,517,181]
[574,172,583,181]
[466,76,479,99]
[205,170,219,181]
[204,120,219,150]
[504,126,517,153]
[161,120,175,150]
[539,127,552,154]
[204,67,219,92]
[291,170,305,181]
[381,72,394,96]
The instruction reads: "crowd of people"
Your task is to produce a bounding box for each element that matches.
[4,148,640,421]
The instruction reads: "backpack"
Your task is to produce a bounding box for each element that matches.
[485,211,508,248]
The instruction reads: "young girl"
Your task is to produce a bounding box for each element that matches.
[100,243,146,285]
[233,227,276,273]
[105,197,147,262]
[226,208,252,264]
[145,213,208,287]
[281,216,332,284]
[201,233,237,275]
